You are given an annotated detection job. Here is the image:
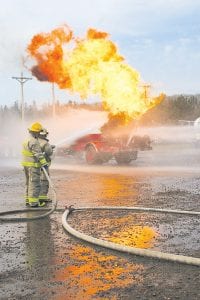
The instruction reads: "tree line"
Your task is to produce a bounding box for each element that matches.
[0,100,102,120]
[141,94,200,125]
[1,94,200,132]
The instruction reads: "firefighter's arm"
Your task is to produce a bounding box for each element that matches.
[29,140,48,167]
[44,143,54,157]
[43,143,55,162]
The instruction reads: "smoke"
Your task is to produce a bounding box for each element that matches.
[1,110,199,173]
[0,107,108,163]
[31,65,49,82]
[136,125,198,144]
[0,114,24,161]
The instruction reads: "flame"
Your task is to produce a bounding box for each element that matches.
[27,25,164,128]
[27,25,73,86]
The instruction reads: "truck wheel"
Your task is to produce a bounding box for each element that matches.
[85,145,102,165]
[114,153,132,165]
[131,151,138,160]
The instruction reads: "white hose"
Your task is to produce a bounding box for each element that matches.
[42,166,56,193]
[0,167,57,222]
[62,207,200,267]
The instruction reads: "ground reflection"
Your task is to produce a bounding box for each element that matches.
[48,210,160,299]
[90,173,145,206]
[56,171,149,206]
[51,243,144,299]
[106,223,158,248]
[47,171,157,299]
[25,215,55,279]
[75,212,159,250]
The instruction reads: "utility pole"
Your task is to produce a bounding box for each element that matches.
[142,84,151,103]
[52,82,56,119]
[12,72,32,122]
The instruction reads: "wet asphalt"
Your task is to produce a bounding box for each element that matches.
[0,142,200,300]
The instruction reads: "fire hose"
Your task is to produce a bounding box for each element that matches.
[62,207,200,267]
[0,167,58,222]
[0,168,199,266]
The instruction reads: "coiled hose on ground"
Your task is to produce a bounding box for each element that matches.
[0,167,57,222]
[0,167,199,266]
[62,206,200,267]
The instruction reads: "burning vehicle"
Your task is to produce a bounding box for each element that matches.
[57,114,152,165]
[57,132,151,165]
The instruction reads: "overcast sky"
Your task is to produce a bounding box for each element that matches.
[0,0,200,106]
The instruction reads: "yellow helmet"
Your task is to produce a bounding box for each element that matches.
[28,122,43,132]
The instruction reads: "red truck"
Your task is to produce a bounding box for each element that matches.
[57,133,152,165]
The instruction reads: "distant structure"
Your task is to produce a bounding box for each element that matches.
[179,117,200,127]
[178,120,195,126]
[194,117,200,127]
[178,117,200,145]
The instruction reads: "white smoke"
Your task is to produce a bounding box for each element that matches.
[0,108,108,161]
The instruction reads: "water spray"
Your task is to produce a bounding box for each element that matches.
[53,122,103,147]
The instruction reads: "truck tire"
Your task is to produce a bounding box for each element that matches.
[115,157,132,165]
[85,145,102,165]
[114,152,136,165]
[131,150,138,160]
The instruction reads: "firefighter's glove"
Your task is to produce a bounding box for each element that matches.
[42,164,49,170]
[41,159,48,168]
[39,156,48,167]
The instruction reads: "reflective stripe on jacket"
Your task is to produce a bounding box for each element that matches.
[21,136,47,168]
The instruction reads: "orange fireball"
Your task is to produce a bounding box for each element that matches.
[27,25,164,124]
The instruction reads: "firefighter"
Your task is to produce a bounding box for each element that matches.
[38,127,55,203]
[22,122,49,207]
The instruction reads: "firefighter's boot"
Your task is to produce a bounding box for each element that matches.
[39,198,47,206]
[39,197,52,203]
[29,197,44,208]
[38,201,46,207]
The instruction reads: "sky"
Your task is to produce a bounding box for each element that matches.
[0,0,200,107]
